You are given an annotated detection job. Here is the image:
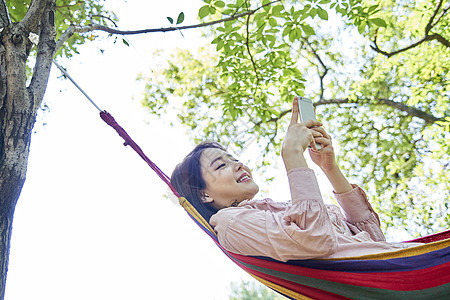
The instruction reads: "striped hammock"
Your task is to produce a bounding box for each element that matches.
[99,110,450,300]
[180,197,450,299]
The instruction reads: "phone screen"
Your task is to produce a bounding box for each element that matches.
[297,96,321,150]
[298,97,317,122]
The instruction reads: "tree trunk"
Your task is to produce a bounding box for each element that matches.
[0,1,55,298]
[0,25,36,300]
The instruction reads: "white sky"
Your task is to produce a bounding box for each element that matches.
[5,1,415,299]
[5,1,259,299]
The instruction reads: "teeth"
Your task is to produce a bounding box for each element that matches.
[237,175,250,183]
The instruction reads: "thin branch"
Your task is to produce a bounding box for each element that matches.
[371,1,449,58]
[425,0,444,34]
[55,24,75,50]
[0,0,11,28]
[304,38,329,100]
[255,96,443,127]
[245,14,260,83]
[315,98,443,124]
[371,32,449,58]
[430,32,450,48]
[55,0,281,52]
[431,5,449,29]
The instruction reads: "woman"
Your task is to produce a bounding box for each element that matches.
[171,96,420,262]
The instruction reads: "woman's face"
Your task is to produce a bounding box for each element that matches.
[200,148,259,209]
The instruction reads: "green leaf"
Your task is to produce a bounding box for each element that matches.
[272,5,284,17]
[301,24,315,35]
[199,5,210,18]
[317,8,328,20]
[223,8,234,15]
[368,4,379,13]
[358,21,366,33]
[370,18,387,27]
[167,17,173,24]
[176,12,185,24]
[122,38,129,46]
[269,17,277,27]
[209,6,216,14]
[214,1,225,8]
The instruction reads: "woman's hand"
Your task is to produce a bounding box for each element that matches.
[282,96,322,171]
[309,126,353,194]
[308,126,338,172]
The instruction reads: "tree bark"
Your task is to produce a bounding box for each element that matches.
[0,1,55,298]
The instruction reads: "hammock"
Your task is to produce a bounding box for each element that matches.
[99,110,450,300]
[52,60,449,299]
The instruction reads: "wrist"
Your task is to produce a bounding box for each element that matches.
[323,166,353,194]
[320,161,340,174]
[283,151,308,172]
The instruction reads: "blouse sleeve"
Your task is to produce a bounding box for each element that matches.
[333,185,386,242]
[209,168,338,261]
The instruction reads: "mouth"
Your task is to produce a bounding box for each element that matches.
[237,173,251,183]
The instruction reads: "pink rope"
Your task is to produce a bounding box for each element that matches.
[99,110,180,198]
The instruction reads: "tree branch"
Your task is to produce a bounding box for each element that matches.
[55,0,281,52]
[315,98,443,124]
[425,0,445,34]
[371,1,449,58]
[28,0,56,112]
[245,14,259,83]
[20,0,47,33]
[255,96,443,127]
[0,0,11,28]
[304,38,329,100]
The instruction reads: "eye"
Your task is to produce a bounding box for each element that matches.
[216,163,225,170]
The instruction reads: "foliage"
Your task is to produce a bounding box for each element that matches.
[228,280,286,300]
[7,0,117,58]
[140,0,449,236]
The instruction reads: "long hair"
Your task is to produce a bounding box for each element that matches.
[171,142,227,222]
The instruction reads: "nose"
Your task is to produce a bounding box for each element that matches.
[234,161,243,171]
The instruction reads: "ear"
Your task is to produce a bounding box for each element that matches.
[201,193,214,204]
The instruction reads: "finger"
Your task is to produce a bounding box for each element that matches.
[309,131,318,151]
[289,96,299,126]
[314,136,332,147]
[311,126,331,140]
[311,130,323,138]
[302,119,322,128]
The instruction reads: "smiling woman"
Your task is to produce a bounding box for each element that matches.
[199,147,259,210]
[171,96,424,262]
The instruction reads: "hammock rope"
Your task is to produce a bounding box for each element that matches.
[55,61,450,300]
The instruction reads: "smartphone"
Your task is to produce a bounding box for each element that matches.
[298,96,321,150]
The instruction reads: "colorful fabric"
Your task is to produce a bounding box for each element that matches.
[182,196,450,299]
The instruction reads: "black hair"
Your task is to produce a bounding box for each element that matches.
[171,141,227,222]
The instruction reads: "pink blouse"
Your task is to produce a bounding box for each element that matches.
[209,168,420,262]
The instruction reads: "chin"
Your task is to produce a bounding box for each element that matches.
[248,183,259,198]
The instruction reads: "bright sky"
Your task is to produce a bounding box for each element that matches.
[5,1,414,299]
[6,1,256,299]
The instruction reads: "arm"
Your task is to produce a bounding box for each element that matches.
[308,127,386,241]
[334,186,386,242]
[210,97,338,261]
[210,169,338,261]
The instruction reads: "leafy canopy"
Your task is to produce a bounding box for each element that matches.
[140,0,449,236]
